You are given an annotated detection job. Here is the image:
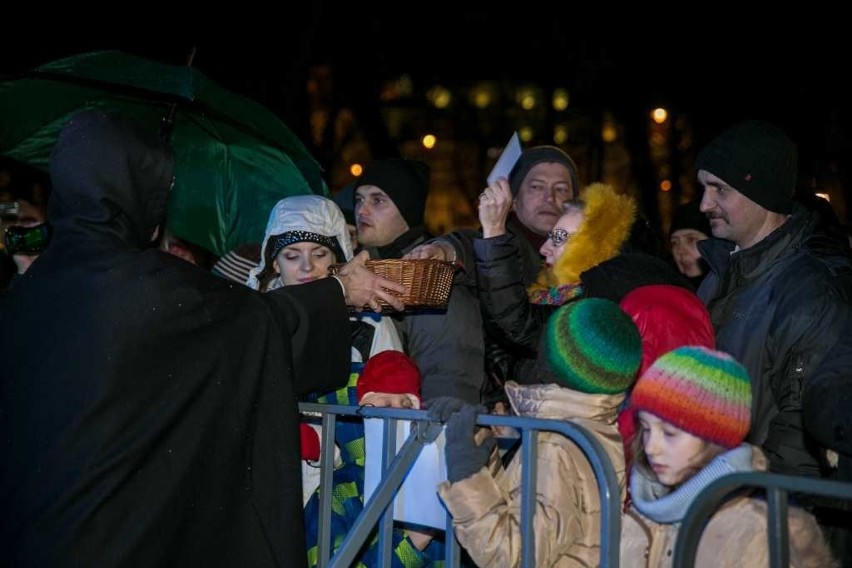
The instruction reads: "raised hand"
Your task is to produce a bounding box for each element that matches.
[478,178,513,238]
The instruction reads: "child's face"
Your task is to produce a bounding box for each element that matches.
[358,392,419,409]
[637,411,711,488]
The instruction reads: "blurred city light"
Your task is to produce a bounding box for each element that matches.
[427,85,452,109]
[552,89,570,111]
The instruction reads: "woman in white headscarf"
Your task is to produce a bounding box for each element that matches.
[248,195,403,508]
[248,195,401,362]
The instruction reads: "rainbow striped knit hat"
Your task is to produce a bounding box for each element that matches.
[536,298,642,394]
[631,346,752,448]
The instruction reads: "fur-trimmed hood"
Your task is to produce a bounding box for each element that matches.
[529,183,636,293]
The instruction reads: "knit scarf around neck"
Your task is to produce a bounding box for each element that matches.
[630,444,753,524]
[528,282,584,305]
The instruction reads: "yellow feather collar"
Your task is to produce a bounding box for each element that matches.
[528,183,637,294]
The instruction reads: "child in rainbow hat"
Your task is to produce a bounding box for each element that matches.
[621,346,834,567]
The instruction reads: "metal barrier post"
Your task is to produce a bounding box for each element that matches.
[300,404,623,568]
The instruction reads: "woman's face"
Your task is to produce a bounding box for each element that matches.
[670,228,708,277]
[539,208,584,267]
[274,242,336,286]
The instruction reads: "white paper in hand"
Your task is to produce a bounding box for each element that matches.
[486,132,522,185]
[363,418,448,530]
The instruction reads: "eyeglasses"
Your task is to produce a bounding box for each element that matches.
[547,229,573,247]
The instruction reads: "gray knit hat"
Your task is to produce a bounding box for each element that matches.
[508,146,579,198]
[696,120,797,214]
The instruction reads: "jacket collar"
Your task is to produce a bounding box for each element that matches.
[505,381,623,424]
[698,206,814,285]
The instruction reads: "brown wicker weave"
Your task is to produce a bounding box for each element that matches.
[330,259,456,311]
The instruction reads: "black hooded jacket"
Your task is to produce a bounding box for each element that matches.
[0,111,350,567]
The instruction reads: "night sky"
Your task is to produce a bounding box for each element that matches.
[2,25,849,217]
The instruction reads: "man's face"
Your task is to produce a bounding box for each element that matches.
[698,170,773,249]
[354,185,410,248]
[513,162,574,236]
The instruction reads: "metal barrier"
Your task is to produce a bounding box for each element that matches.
[674,472,852,567]
[298,402,624,568]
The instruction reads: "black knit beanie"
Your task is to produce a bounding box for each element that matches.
[508,146,579,198]
[355,159,430,228]
[696,121,797,214]
[669,198,711,237]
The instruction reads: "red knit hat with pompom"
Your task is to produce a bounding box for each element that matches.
[356,350,422,403]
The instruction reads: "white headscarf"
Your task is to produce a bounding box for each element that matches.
[247,195,353,290]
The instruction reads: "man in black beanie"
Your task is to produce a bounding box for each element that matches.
[354,158,430,257]
[695,120,852,490]
[352,157,487,404]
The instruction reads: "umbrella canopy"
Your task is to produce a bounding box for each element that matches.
[0,50,327,256]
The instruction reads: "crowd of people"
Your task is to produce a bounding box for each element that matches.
[2,110,851,567]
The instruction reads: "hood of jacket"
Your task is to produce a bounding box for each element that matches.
[528,183,636,293]
[48,110,174,252]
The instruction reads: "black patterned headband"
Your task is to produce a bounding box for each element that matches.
[267,230,346,264]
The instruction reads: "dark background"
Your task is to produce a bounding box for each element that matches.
[2,26,849,227]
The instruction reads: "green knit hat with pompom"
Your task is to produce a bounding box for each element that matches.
[536,298,642,394]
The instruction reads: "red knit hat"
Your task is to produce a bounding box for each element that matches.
[356,350,422,403]
[299,423,321,461]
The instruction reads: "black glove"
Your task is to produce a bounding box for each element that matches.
[443,403,495,483]
[427,396,483,422]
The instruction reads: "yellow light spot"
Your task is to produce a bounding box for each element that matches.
[427,85,452,109]
[521,95,536,110]
[519,126,534,142]
[350,163,363,177]
[602,124,618,143]
[660,180,672,192]
[473,90,491,109]
[554,125,568,145]
[552,89,570,111]
[422,134,437,149]
[651,108,668,124]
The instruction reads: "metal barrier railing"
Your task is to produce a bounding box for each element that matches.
[298,403,623,568]
[674,472,852,567]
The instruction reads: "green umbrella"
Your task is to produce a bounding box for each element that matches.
[0,50,327,256]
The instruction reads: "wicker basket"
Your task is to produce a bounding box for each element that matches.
[331,259,456,311]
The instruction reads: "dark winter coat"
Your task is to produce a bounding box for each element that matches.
[0,111,350,567]
[698,206,852,477]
